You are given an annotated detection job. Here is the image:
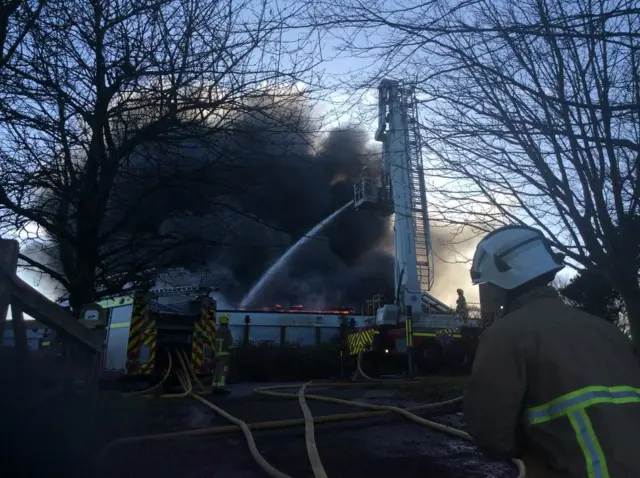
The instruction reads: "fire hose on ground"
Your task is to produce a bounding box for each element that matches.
[100,350,526,478]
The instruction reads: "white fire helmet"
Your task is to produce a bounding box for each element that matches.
[470,225,565,290]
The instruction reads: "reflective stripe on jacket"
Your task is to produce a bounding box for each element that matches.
[464,286,640,478]
[527,386,640,478]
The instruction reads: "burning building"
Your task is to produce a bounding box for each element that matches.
[102,97,396,310]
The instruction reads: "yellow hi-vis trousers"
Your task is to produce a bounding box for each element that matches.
[213,354,229,389]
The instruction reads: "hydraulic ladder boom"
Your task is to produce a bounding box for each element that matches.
[355,79,435,323]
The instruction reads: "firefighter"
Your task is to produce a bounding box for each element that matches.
[464,225,640,477]
[455,288,469,324]
[40,328,53,348]
[212,314,233,394]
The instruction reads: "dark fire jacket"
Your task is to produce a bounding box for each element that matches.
[464,286,640,477]
[214,325,233,355]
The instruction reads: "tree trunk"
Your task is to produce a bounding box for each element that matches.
[622,292,640,357]
[612,273,640,358]
[69,281,96,318]
[68,258,98,317]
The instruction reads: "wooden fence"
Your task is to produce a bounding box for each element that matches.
[0,239,102,390]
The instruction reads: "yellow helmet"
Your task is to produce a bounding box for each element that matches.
[219,314,230,325]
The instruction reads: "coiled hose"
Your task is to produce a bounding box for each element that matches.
[103,350,526,478]
[356,350,416,383]
[121,350,173,397]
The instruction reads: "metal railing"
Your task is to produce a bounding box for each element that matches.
[356,293,484,329]
[360,294,386,317]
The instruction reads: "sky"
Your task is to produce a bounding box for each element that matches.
[7,8,577,315]
[12,80,575,312]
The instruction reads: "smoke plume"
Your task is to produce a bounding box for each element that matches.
[199,126,395,309]
[429,227,481,306]
[27,91,477,310]
[99,94,394,309]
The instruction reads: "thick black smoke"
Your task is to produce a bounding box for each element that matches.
[105,95,395,309]
[27,92,475,310]
[208,127,395,309]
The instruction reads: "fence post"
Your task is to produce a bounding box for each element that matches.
[83,347,102,398]
[339,318,349,380]
[243,315,251,346]
[11,301,31,393]
[279,326,286,347]
[11,302,28,355]
[0,239,19,346]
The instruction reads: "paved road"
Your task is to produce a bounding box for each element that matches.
[93,384,516,478]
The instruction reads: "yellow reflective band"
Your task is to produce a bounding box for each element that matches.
[97,296,135,308]
[41,341,50,347]
[528,385,640,425]
[568,409,609,478]
[405,319,413,347]
[527,385,640,478]
[109,322,131,329]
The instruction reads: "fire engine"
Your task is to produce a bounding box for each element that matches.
[346,80,485,375]
[78,286,217,381]
[78,288,370,380]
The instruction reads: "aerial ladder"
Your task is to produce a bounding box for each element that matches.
[354,79,442,322]
[352,80,480,376]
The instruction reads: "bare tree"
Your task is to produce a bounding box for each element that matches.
[559,269,628,329]
[0,0,47,70]
[313,0,640,345]
[0,0,320,312]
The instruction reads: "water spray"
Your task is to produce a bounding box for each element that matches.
[239,201,354,308]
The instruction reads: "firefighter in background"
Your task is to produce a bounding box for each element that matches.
[464,225,640,477]
[455,288,469,325]
[41,328,54,348]
[212,314,233,393]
